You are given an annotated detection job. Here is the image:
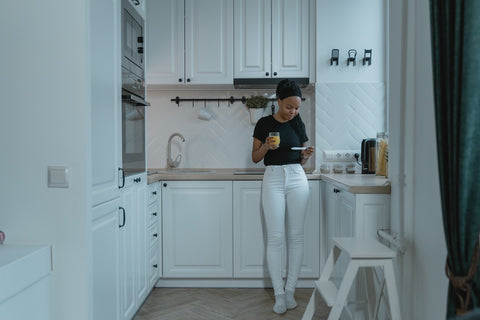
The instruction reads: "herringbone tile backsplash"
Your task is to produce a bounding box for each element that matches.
[146,83,385,171]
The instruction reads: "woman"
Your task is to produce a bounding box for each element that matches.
[252,79,314,314]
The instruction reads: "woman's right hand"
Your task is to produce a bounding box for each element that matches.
[265,137,279,150]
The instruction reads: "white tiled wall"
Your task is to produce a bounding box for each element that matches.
[146,86,315,170]
[146,83,385,171]
[315,82,386,170]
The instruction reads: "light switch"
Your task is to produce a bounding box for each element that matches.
[48,166,70,188]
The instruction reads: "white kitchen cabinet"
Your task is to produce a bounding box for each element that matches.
[91,0,122,318]
[234,0,310,80]
[146,182,161,287]
[92,200,120,320]
[146,0,233,85]
[323,181,390,253]
[322,180,390,319]
[162,181,233,277]
[91,0,121,207]
[233,180,320,279]
[119,173,146,320]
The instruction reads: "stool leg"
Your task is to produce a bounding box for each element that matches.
[302,289,316,320]
[328,260,360,320]
[321,246,341,282]
[383,260,401,320]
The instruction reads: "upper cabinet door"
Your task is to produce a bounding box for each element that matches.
[184,0,233,84]
[146,0,233,86]
[234,0,271,79]
[271,0,309,78]
[146,0,184,85]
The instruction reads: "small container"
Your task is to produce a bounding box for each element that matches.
[333,164,344,173]
[376,132,388,176]
[346,164,355,174]
[320,164,331,173]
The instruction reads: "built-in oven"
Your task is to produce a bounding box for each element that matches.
[121,0,149,178]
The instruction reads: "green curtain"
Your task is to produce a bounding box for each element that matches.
[429,0,480,317]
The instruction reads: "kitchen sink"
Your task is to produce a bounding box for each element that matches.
[155,169,217,175]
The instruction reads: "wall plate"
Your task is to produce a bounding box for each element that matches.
[48,166,70,188]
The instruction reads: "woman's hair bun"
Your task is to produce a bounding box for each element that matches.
[276,79,302,100]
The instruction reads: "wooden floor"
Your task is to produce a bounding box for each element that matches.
[134,287,330,320]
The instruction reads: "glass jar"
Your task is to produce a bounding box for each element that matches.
[375,132,388,176]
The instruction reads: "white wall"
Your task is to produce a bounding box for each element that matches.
[388,0,448,319]
[0,1,92,320]
[316,0,385,83]
[315,0,387,170]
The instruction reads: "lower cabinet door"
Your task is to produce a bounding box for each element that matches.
[92,198,121,320]
[233,181,266,277]
[119,182,136,320]
[162,181,233,278]
[233,180,320,278]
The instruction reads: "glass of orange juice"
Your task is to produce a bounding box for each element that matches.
[269,132,280,147]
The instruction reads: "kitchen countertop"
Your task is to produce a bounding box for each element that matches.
[0,245,51,303]
[147,169,391,194]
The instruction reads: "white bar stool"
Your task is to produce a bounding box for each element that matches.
[302,237,401,320]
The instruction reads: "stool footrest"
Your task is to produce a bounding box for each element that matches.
[315,279,337,307]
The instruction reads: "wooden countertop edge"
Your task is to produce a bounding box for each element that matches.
[147,170,391,194]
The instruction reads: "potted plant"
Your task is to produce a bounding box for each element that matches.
[246,96,268,124]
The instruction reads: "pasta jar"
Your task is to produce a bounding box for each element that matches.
[375,132,388,176]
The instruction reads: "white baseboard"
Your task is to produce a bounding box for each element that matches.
[154,278,316,288]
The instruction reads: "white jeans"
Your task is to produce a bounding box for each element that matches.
[261,164,310,296]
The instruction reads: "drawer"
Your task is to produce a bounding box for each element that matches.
[146,182,160,205]
[148,245,160,286]
[146,202,159,227]
[147,223,159,249]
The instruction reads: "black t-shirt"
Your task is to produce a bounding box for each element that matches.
[253,115,308,166]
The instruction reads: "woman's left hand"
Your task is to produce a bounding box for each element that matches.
[301,146,315,159]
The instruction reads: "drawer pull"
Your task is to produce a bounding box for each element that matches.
[152,191,157,195]
[152,212,157,216]
[333,188,341,193]
[153,264,158,268]
[153,233,158,238]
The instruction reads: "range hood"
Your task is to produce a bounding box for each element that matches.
[233,77,309,89]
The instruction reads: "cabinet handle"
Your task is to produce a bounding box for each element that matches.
[137,36,143,44]
[119,207,126,228]
[137,47,144,54]
[178,78,183,82]
[186,78,191,83]
[153,264,158,268]
[273,72,278,76]
[118,168,125,189]
[153,233,158,238]
[152,191,157,195]
[333,188,341,193]
[152,212,157,216]
[265,72,269,76]
[163,183,167,187]
[134,177,142,183]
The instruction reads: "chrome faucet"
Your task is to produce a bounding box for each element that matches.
[167,133,185,168]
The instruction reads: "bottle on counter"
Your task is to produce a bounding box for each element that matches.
[375,132,388,176]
